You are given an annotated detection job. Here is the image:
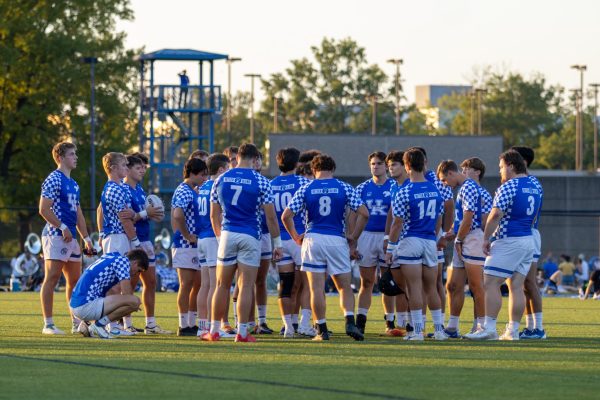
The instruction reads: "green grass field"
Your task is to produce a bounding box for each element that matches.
[1,292,599,400]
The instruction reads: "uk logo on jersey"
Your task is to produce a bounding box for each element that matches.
[365,199,388,216]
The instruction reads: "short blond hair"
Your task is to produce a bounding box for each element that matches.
[102,152,126,175]
[52,142,76,165]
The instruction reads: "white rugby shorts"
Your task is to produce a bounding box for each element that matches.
[260,232,272,260]
[172,247,200,270]
[300,233,351,276]
[102,233,131,256]
[392,236,438,268]
[198,237,218,268]
[357,231,386,268]
[276,239,302,268]
[451,229,486,268]
[484,236,534,279]
[217,231,261,268]
[71,297,104,321]
[140,241,156,267]
[42,236,81,262]
[532,229,541,263]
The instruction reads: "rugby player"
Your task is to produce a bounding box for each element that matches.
[271,148,311,337]
[203,143,283,342]
[437,159,487,338]
[385,149,446,341]
[171,158,208,336]
[99,152,138,335]
[282,154,369,341]
[459,157,493,332]
[410,147,454,332]
[196,153,231,337]
[354,151,393,335]
[252,152,275,334]
[123,155,170,334]
[510,146,546,340]
[70,250,149,339]
[465,151,542,341]
[39,142,94,334]
[383,150,411,334]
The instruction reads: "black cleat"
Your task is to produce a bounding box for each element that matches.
[405,323,414,333]
[257,323,274,334]
[345,322,365,341]
[292,323,298,333]
[312,330,330,341]
[356,314,367,334]
[177,327,196,337]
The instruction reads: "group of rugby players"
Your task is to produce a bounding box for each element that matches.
[38,140,545,342]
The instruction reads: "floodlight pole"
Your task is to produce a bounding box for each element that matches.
[571,65,587,170]
[226,57,242,146]
[475,88,487,136]
[244,73,261,143]
[590,83,600,172]
[387,58,403,135]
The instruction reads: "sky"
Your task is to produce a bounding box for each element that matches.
[117,0,600,104]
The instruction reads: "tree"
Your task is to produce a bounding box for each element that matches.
[437,71,564,147]
[0,0,138,254]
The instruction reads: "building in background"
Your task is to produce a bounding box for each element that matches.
[415,85,472,130]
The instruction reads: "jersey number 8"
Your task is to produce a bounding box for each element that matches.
[319,196,331,216]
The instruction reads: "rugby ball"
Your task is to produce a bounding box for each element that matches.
[145,194,165,222]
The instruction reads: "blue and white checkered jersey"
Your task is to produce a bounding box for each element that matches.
[287,178,363,237]
[356,178,393,233]
[271,175,310,240]
[425,170,453,203]
[127,183,150,242]
[210,168,273,240]
[491,176,542,240]
[171,182,199,248]
[454,178,483,234]
[41,170,80,237]
[480,186,493,214]
[528,175,544,229]
[69,253,130,308]
[392,181,443,241]
[101,181,131,235]
[390,178,410,200]
[197,180,216,239]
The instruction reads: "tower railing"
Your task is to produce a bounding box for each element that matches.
[142,84,222,112]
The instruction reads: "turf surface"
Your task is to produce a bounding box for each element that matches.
[1,292,598,399]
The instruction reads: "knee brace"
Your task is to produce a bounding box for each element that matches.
[278,272,295,299]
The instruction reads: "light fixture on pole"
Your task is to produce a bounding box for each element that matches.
[590,83,600,172]
[244,73,261,143]
[273,96,282,133]
[387,58,403,135]
[226,57,242,145]
[570,88,582,170]
[81,56,99,229]
[475,88,487,135]
[571,65,587,170]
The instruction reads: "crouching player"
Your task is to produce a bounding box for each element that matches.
[70,250,149,339]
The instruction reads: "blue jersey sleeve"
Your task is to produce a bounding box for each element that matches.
[257,174,274,206]
[492,180,517,213]
[288,183,308,215]
[41,172,61,201]
[392,186,410,220]
[115,256,131,281]
[461,182,479,213]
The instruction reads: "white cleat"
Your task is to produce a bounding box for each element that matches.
[88,323,111,339]
[463,327,499,341]
[197,328,210,338]
[77,321,91,337]
[404,332,424,341]
[42,325,66,335]
[298,325,317,338]
[145,325,173,335]
[499,325,520,341]
[219,329,237,338]
[433,330,449,341]
[283,328,295,338]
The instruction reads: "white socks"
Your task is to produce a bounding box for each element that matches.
[484,316,497,332]
[187,311,197,327]
[257,305,267,324]
[431,309,444,332]
[300,309,312,328]
[179,313,188,328]
[145,316,156,328]
[447,315,460,330]
[534,312,543,330]
[410,310,423,334]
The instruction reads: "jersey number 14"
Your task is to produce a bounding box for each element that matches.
[418,199,437,219]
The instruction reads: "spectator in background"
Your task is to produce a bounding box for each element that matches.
[580,268,600,300]
[558,254,576,286]
[575,254,590,287]
[542,253,558,280]
[156,253,179,292]
[178,70,189,108]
